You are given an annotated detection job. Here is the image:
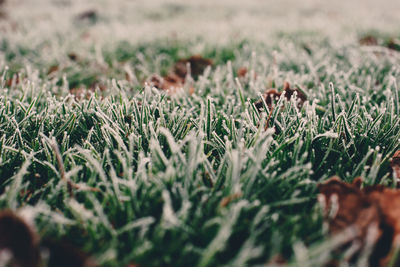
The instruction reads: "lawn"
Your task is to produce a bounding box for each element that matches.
[1,0,400,266]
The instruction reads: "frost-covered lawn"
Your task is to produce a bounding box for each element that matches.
[1,0,400,266]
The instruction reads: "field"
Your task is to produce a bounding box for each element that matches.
[1,0,400,266]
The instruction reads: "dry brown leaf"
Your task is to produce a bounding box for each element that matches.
[0,210,40,267]
[146,73,185,95]
[237,66,257,81]
[282,82,307,108]
[317,177,380,239]
[254,82,307,112]
[173,55,213,79]
[237,67,248,78]
[76,10,97,22]
[68,53,79,61]
[47,65,59,75]
[386,39,400,52]
[5,74,20,87]
[390,150,400,181]
[0,210,99,267]
[146,55,212,95]
[359,35,378,46]
[317,177,400,266]
[254,89,281,112]
[69,88,92,100]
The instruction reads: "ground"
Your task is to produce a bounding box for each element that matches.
[1,0,400,266]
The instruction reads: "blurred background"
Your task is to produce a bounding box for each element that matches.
[1,0,400,44]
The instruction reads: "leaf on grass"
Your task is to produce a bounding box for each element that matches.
[317,177,379,237]
[76,10,98,23]
[254,82,307,112]
[236,66,257,81]
[359,35,378,46]
[317,176,400,266]
[69,87,92,100]
[0,210,40,267]
[0,210,98,267]
[237,67,248,78]
[5,74,21,87]
[68,53,79,61]
[147,55,211,95]
[390,150,400,181]
[386,39,400,52]
[254,89,281,111]
[146,73,184,95]
[47,65,59,76]
[173,55,213,79]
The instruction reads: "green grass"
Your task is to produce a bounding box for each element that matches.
[1,34,400,266]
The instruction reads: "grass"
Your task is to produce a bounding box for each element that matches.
[1,20,400,266]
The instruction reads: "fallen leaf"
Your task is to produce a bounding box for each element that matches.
[47,65,59,75]
[390,150,400,182]
[173,55,213,79]
[254,82,307,112]
[359,35,378,46]
[68,53,79,61]
[0,210,99,267]
[163,73,185,90]
[317,177,379,237]
[317,177,400,266]
[282,82,307,108]
[146,73,184,94]
[254,89,281,111]
[69,88,89,100]
[237,67,248,78]
[237,66,257,81]
[386,39,400,52]
[90,82,106,92]
[5,74,20,87]
[76,10,97,22]
[0,210,40,267]
[146,55,212,95]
